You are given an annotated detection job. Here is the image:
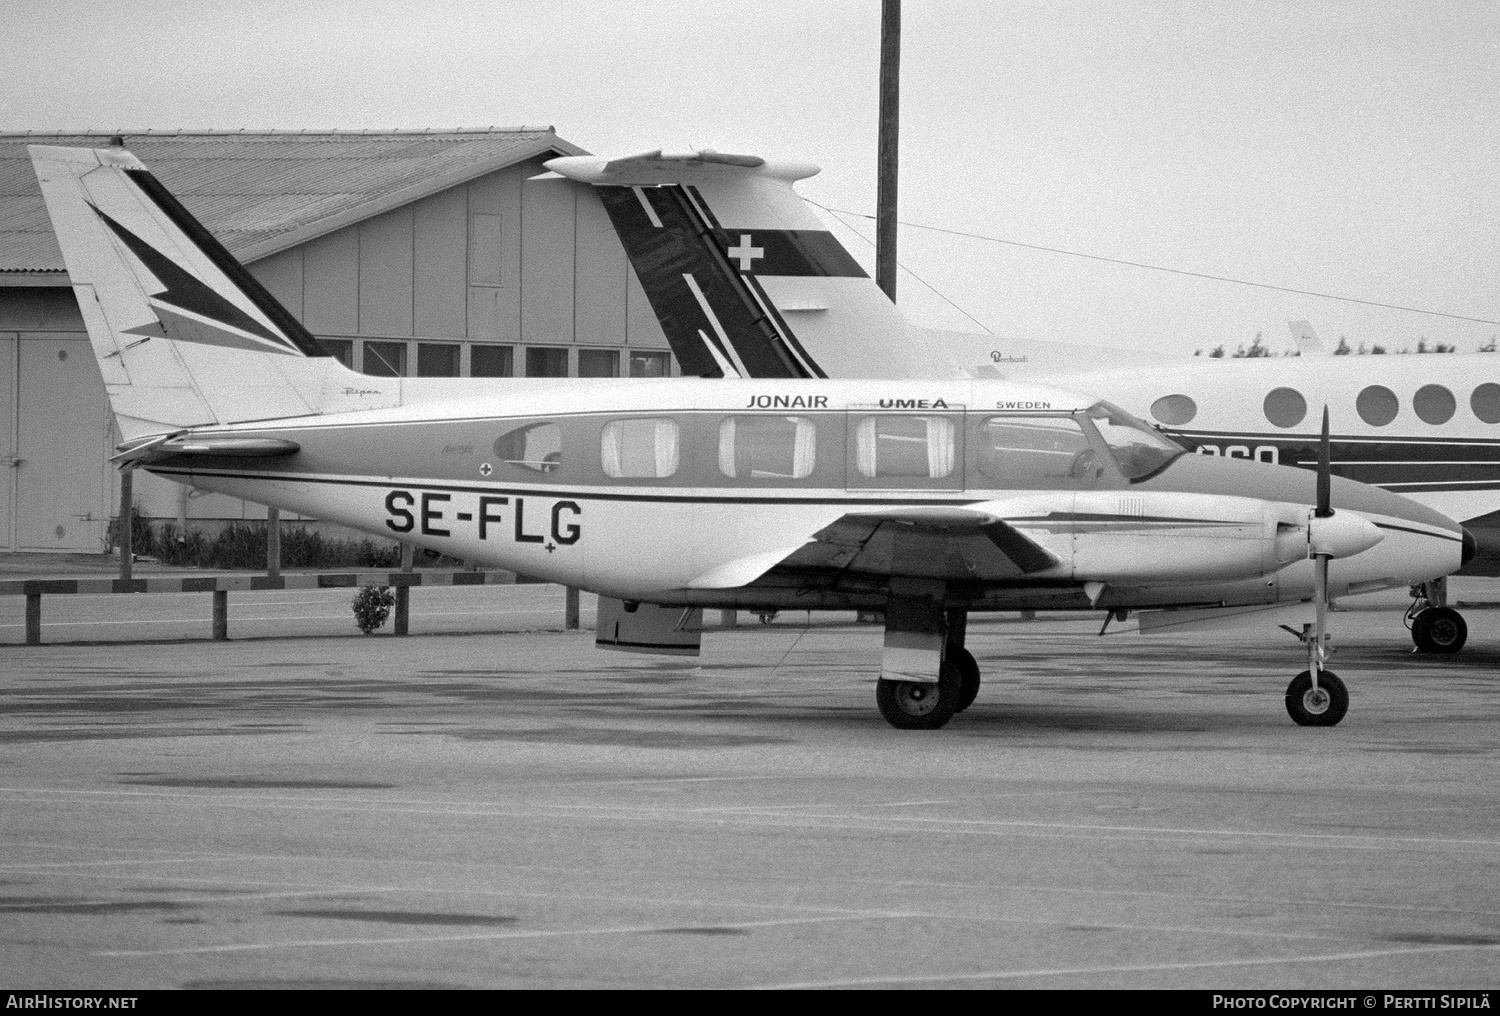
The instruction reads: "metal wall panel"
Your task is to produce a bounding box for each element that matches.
[358,205,415,337]
[573,184,628,347]
[247,247,304,321]
[301,227,360,335]
[413,187,467,338]
[520,176,576,345]
[625,264,671,350]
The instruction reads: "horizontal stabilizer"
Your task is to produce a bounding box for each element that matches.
[114,434,301,465]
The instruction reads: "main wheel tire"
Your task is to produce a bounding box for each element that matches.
[876,661,961,730]
[1285,670,1349,727]
[948,646,981,712]
[1411,607,1467,654]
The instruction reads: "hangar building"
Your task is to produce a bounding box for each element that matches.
[0,129,677,553]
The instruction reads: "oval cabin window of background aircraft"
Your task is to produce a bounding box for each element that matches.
[718,416,816,479]
[1473,383,1500,425]
[1150,394,1197,426]
[1413,384,1456,425]
[494,422,561,474]
[601,418,680,478]
[1356,385,1400,427]
[1263,388,1308,429]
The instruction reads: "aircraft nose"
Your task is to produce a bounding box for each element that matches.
[1463,526,1478,566]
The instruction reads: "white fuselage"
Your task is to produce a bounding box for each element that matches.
[142,377,1468,614]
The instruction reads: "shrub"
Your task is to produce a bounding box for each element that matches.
[351,585,395,634]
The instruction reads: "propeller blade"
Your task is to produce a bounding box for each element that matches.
[1316,405,1332,518]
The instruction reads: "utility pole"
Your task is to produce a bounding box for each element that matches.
[876,0,901,302]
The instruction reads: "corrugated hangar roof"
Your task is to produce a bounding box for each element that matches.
[0,128,586,280]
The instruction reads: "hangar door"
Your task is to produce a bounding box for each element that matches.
[13,334,111,551]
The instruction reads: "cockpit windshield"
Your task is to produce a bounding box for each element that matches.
[1085,401,1187,481]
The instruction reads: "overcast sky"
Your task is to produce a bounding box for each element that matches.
[7,0,1497,356]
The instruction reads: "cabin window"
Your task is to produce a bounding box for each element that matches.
[1150,394,1197,426]
[1263,388,1307,428]
[855,415,956,479]
[977,416,1094,481]
[718,416,816,479]
[1413,385,1456,425]
[1356,385,1399,427]
[1473,383,1500,425]
[602,418,679,478]
[494,422,561,474]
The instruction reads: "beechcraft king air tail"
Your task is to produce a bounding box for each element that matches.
[32,145,1474,730]
[548,148,1496,662]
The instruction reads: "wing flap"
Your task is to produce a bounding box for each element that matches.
[687,506,1059,590]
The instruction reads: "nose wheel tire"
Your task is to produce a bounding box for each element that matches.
[948,646,981,713]
[877,661,961,730]
[1411,607,1467,655]
[1285,670,1348,727]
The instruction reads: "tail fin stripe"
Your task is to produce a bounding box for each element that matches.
[683,273,752,378]
[123,169,329,358]
[631,186,664,228]
[741,275,828,379]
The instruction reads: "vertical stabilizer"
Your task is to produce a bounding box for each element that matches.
[546,150,963,381]
[29,145,366,441]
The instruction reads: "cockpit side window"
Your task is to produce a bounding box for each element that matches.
[976,416,1100,483]
[1085,402,1186,481]
[494,422,562,474]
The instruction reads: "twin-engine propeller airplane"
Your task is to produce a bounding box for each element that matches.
[31,144,1474,730]
[545,148,1495,660]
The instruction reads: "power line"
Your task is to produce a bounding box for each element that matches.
[817,204,1500,327]
[815,202,994,335]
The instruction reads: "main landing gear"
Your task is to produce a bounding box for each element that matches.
[873,599,980,730]
[1407,579,1468,655]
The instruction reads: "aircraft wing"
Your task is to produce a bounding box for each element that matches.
[688,506,1057,589]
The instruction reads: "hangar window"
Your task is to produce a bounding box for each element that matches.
[494,422,561,474]
[630,351,672,377]
[1150,394,1197,426]
[855,415,956,479]
[602,418,679,478]
[578,349,620,378]
[1356,385,1399,427]
[417,342,460,377]
[1473,384,1500,425]
[1263,388,1307,428]
[319,338,353,369]
[470,344,514,378]
[977,416,1094,482]
[525,347,569,378]
[719,416,816,479]
[1413,384,1456,425]
[362,340,407,377]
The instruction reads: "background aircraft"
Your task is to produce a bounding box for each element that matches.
[33,144,1471,730]
[548,150,1495,657]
